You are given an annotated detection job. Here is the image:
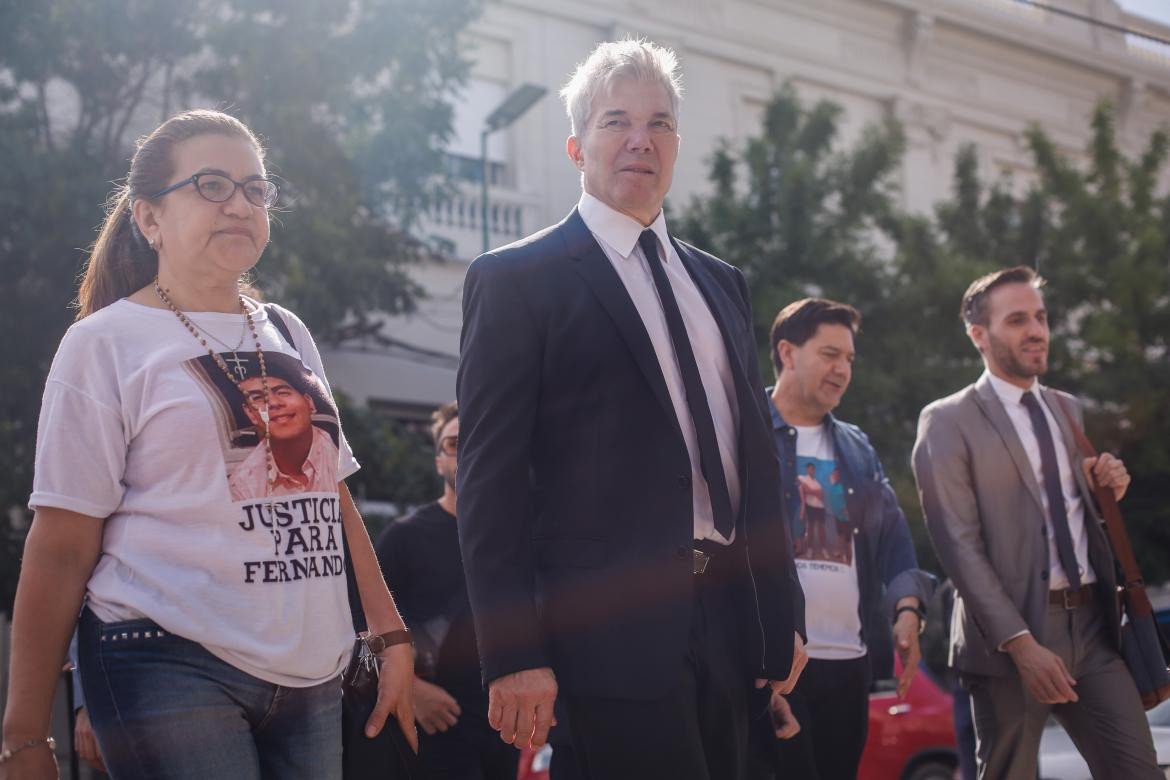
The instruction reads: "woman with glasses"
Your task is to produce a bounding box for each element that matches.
[0,109,415,780]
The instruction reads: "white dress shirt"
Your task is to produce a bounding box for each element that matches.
[578,192,741,543]
[985,371,1096,590]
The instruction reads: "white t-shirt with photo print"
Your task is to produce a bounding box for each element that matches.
[791,423,865,660]
[30,298,360,687]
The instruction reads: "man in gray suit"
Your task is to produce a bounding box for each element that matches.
[912,266,1160,780]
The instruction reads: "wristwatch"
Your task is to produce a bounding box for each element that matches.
[364,628,412,654]
[895,604,927,634]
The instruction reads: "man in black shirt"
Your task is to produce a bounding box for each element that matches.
[376,401,519,780]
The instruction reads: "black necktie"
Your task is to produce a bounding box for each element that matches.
[638,230,735,540]
[1020,391,1082,589]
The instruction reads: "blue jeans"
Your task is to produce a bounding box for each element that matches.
[77,607,342,780]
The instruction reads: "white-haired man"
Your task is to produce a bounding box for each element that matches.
[457,39,805,779]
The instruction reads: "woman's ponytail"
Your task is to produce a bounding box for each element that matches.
[74,109,263,319]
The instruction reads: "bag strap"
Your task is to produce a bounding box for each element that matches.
[264,302,367,634]
[265,304,297,352]
[1051,393,1155,619]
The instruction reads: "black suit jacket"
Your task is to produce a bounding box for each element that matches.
[456,208,800,700]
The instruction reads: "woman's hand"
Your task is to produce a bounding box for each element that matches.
[2,507,101,780]
[366,643,418,753]
[337,483,418,751]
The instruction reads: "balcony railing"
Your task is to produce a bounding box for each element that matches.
[420,185,542,260]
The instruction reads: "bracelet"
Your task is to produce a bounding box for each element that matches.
[0,736,56,764]
[895,604,927,634]
[364,628,412,655]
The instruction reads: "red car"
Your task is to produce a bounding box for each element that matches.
[859,660,958,780]
[517,660,958,780]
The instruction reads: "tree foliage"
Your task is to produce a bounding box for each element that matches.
[681,88,1170,580]
[0,0,476,611]
[337,394,442,508]
[932,107,1170,581]
[678,84,904,351]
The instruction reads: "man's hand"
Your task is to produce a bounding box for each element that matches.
[768,692,801,739]
[366,643,419,753]
[1084,453,1130,502]
[74,707,107,772]
[413,678,461,736]
[894,600,923,698]
[487,666,557,749]
[1005,633,1078,704]
[755,632,808,696]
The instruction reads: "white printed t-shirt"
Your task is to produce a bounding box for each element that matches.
[30,299,359,687]
[789,424,866,660]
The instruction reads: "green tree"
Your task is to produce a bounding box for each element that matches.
[675,85,947,563]
[926,106,1170,581]
[336,393,442,539]
[682,89,1170,580]
[678,84,904,344]
[676,86,915,449]
[0,0,476,611]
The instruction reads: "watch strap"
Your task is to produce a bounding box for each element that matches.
[364,628,412,654]
[895,604,926,634]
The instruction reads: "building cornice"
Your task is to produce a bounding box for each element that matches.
[877,0,1170,91]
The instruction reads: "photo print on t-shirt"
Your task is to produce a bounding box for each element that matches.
[183,350,342,500]
[789,456,854,565]
[182,350,345,585]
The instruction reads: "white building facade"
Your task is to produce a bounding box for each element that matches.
[321,0,1170,416]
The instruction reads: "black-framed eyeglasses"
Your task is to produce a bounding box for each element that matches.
[150,172,279,208]
[438,435,458,457]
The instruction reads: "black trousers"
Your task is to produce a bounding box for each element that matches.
[562,556,750,780]
[548,742,584,780]
[746,656,870,780]
[417,692,519,780]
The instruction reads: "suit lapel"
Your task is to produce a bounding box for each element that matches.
[672,238,767,498]
[670,238,752,384]
[561,209,680,427]
[973,375,1046,515]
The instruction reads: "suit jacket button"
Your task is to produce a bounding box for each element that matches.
[678,474,691,489]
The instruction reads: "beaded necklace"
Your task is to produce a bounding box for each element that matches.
[189,316,248,370]
[153,277,275,493]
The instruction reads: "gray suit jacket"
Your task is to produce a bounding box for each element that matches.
[911,373,1120,677]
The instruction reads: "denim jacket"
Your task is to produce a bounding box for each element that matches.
[767,389,936,680]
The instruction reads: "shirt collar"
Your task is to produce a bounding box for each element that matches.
[984,369,1041,408]
[763,386,834,431]
[275,426,328,483]
[578,191,672,261]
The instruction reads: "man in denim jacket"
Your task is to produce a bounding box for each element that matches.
[748,298,935,780]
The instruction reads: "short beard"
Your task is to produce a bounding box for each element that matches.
[988,332,1046,380]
